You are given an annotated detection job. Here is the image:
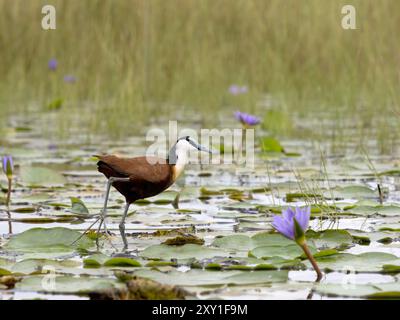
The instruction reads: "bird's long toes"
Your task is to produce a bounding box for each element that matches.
[102,225,113,237]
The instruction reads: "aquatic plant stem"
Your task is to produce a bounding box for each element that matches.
[6,178,12,207]
[301,242,323,282]
[6,178,12,234]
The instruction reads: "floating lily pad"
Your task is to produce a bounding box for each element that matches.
[11,259,80,275]
[378,223,400,232]
[346,205,400,217]
[311,252,399,272]
[316,283,400,298]
[12,207,37,214]
[103,257,142,267]
[212,235,255,251]
[133,269,288,286]
[16,275,123,294]
[83,254,109,268]
[324,185,377,200]
[5,227,94,252]
[0,268,12,276]
[212,232,294,252]
[249,244,317,260]
[140,244,228,261]
[136,191,179,205]
[286,193,321,202]
[316,283,383,298]
[307,229,353,250]
[260,137,285,153]
[221,202,257,212]
[20,167,67,186]
[382,264,400,273]
[70,197,90,215]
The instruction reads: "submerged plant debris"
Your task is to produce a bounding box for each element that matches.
[0,114,400,300]
[90,273,190,300]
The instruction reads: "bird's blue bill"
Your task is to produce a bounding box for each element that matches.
[188,139,214,154]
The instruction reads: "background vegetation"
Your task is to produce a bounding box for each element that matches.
[1,0,399,146]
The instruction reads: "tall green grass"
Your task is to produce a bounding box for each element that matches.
[1,0,399,144]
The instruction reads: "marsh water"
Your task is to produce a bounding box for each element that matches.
[0,109,400,300]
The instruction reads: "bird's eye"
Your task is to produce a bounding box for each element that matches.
[186,136,190,141]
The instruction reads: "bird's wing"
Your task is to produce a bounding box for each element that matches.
[97,155,171,184]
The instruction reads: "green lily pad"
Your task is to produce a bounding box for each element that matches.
[20,167,67,186]
[70,197,89,215]
[382,264,400,273]
[0,268,12,276]
[316,284,382,298]
[260,137,285,153]
[312,252,399,272]
[249,244,317,260]
[83,254,109,267]
[367,291,400,299]
[140,244,228,261]
[286,193,321,202]
[212,232,294,251]
[307,229,353,250]
[136,191,179,205]
[5,227,94,252]
[133,269,288,286]
[16,275,123,294]
[324,185,377,200]
[378,223,400,232]
[103,257,141,267]
[251,232,294,246]
[346,205,400,217]
[222,202,257,212]
[12,259,80,275]
[212,235,255,251]
[316,283,400,298]
[12,207,37,214]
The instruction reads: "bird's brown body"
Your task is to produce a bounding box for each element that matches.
[97,155,175,203]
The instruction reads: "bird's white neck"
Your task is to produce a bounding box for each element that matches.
[169,140,192,181]
[173,150,188,180]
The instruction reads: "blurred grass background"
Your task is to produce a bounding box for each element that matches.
[1,0,399,148]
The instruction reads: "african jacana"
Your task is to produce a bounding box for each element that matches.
[95,136,212,250]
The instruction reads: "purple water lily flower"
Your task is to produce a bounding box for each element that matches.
[234,111,261,126]
[272,206,322,281]
[48,143,58,150]
[272,206,311,240]
[229,85,248,95]
[48,58,58,71]
[63,75,76,83]
[2,155,14,177]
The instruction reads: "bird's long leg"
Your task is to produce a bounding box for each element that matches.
[96,179,113,239]
[96,177,130,248]
[119,202,131,251]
